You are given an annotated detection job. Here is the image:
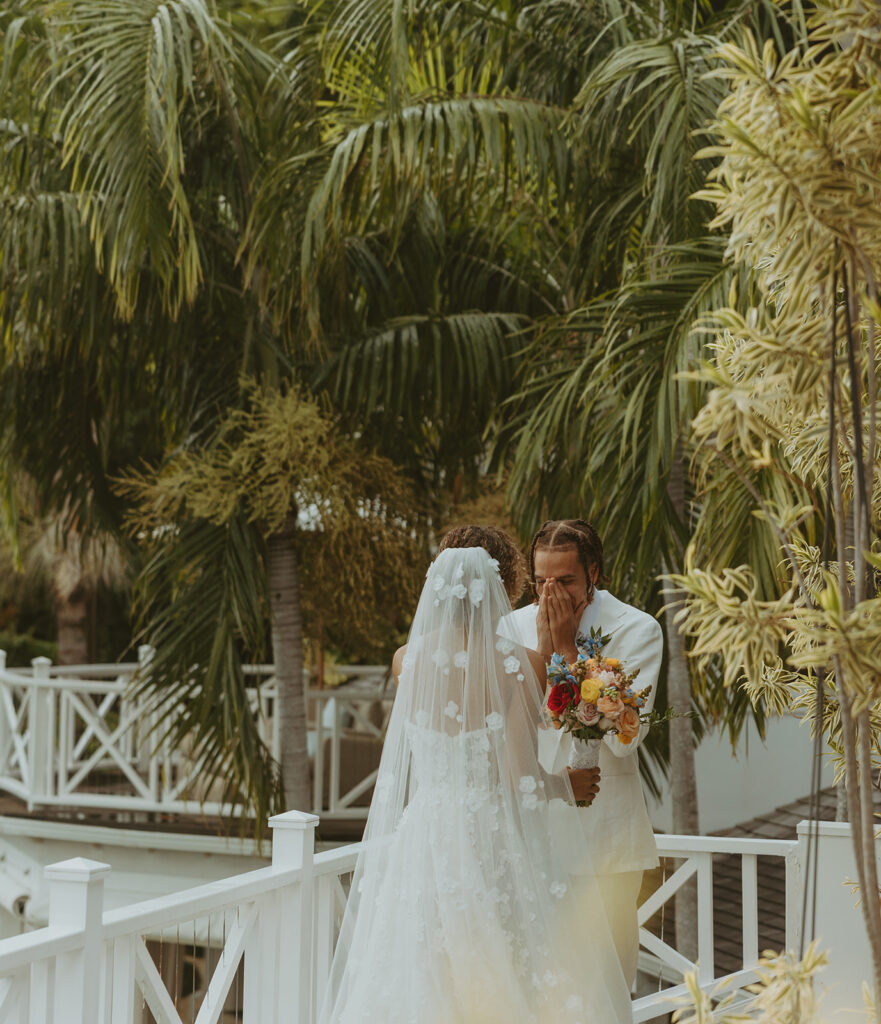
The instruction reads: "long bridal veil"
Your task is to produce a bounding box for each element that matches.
[317,546,631,1024]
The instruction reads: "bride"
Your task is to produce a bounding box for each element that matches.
[317,526,633,1024]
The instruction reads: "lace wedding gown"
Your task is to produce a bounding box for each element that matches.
[317,548,632,1024]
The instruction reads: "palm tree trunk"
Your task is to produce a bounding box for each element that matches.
[665,451,699,961]
[836,781,848,821]
[267,511,311,812]
[663,598,699,962]
[55,585,90,665]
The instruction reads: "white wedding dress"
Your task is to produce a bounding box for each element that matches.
[317,548,632,1024]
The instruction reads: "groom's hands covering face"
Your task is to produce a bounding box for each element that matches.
[541,580,580,663]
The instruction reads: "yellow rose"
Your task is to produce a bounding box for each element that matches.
[604,658,619,668]
[580,678,602,704]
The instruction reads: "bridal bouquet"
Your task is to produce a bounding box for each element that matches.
[542,649,652,748]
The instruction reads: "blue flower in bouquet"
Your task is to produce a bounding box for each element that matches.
[576,626,612,661]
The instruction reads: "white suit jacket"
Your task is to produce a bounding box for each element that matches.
[503,590,662,875]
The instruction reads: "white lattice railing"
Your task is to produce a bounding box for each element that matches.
[0,650,392,821]
[634,834,800,1020]
[0,810,359,1024]
[0,819,803,1023]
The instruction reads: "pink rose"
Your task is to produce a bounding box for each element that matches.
[596,695,623,717]
[575,702,600,727]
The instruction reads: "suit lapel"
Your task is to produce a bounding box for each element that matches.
[578,590,627,640]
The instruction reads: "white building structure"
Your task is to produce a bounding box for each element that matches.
[647,713,834,835]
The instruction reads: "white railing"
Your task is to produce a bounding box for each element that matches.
[634,834,800,1020]
[0,820,803,1023]
[0,810,359,1024]
[0,651,393,821]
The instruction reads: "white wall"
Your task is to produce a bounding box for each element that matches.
[798,821,881,1021]
[647,714,834,834]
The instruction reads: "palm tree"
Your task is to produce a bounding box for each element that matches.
[1,0,432,823]
[251,0,812,948]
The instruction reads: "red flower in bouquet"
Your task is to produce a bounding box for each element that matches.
[543,649,654,745]
[547,682,577,715]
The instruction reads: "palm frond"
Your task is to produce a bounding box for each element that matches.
[129,511,281,830]
[51,0,268,317]
[322,310,526,424]
[572,33,725,245]
[247,94,570,330]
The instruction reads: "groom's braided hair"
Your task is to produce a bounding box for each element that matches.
[437,525,527,602]
[527,519,607,600]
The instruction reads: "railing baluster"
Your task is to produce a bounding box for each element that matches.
[243,899,276,1024]
[328,699,340,815]
[0,652,10,771]
[741,854,759,966]
[45,686,56,800]
[28,658,52,809]
[58,692,70,796]
[28,960,48,1024]
[313,699,325,815]
[0,973,17,1024]
[696,852,715,984]
[313,876,335,1018]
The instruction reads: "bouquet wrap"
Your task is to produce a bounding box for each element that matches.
[567,736,602,771]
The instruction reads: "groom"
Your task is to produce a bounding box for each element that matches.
[503,519,662,990]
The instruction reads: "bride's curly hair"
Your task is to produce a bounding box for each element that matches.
[437,525,527,602]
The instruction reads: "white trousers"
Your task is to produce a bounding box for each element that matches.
[596,870,643,991]
[562,869,643,992]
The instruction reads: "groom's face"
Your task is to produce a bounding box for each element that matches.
[533,547,595,614]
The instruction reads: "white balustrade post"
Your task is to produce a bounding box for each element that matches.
[28,657,53,808]
[45,857,111,1024]
[798,819,881,1020]
[784,833,805,955]
[270,810,320,1024]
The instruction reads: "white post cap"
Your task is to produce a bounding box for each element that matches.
[44,858,112,882]
[269,809,320,831]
